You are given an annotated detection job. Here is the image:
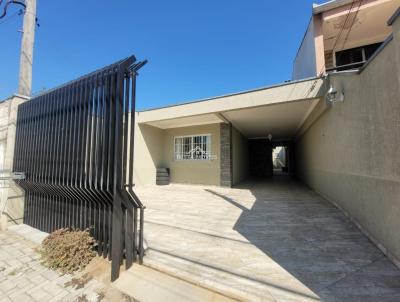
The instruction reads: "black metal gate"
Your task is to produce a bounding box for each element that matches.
[13,56,146,281]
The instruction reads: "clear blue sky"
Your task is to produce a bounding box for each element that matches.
[0,0,321,110]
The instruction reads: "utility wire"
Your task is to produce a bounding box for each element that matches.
[330,0,357,56]
[335,0,363,63]
[317,0,357,76]
[304,0,362,98]
[0,9,20,25]
[0,0,25,19]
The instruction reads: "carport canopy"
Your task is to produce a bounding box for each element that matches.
[137,77,326,140]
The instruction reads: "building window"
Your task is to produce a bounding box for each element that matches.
[334,42,382,71]
[174,134,211,160]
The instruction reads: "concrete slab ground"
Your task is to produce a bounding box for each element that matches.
[135,176,400,302]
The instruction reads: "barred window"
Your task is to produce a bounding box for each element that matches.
[174,134,211,160]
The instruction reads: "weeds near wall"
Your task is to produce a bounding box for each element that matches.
[40,228,96,274]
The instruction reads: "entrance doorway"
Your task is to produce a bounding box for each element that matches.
[248,138,273,178]
[272,146,288,175]
[247,139,294,178]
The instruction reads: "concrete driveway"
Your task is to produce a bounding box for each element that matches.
[136,176,400,302]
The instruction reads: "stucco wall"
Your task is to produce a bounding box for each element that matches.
[0,96,27,225]
[133,116,165,186]
[0,101,10,142]
[133,121,222,186]
[292,19,317,80]
[162,124,221,186]
[232,127,249,185]
[295,31,400,265]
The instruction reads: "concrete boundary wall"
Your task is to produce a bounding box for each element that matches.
[0,95,29,225]
[295,17,400,266]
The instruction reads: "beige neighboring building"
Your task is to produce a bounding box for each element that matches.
[133,0,400,268]
[293,0,399,78]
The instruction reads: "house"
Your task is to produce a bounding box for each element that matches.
[133,0,400,268]
[134,0,400,187]
[0,0,399,289]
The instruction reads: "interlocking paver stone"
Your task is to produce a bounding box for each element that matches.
[0,228,107,302]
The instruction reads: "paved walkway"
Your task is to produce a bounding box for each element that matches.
[0,225,119,302]
[136,176,400,302]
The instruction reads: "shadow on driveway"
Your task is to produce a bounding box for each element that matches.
[206,176,400,301]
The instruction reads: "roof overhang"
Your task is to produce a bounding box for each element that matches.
[318,0,399,51]
[138,77,326,140]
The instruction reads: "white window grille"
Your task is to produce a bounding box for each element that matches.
[174,134,211,160]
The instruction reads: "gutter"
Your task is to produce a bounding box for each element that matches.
[312,0,355,15]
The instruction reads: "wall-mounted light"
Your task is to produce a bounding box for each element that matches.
[325,84,344,104]
[267,134,273,141]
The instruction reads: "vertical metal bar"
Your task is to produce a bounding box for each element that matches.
[75,80,84,230]
[102,70,112,259]
[79,77,89,230]
[123,76,133,269]
[133,207,138,262]
[139,208,144,264]
[111,65,124,281]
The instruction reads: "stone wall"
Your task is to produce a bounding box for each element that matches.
[220,123,232,187]
[232,126,249,185]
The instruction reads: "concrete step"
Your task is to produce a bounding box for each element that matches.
[142,221,319,302]
[144,250,268,302]
[156,180,170,185]
[113,264,235,302]
[156,171,169,177]
[156,168,170,186]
